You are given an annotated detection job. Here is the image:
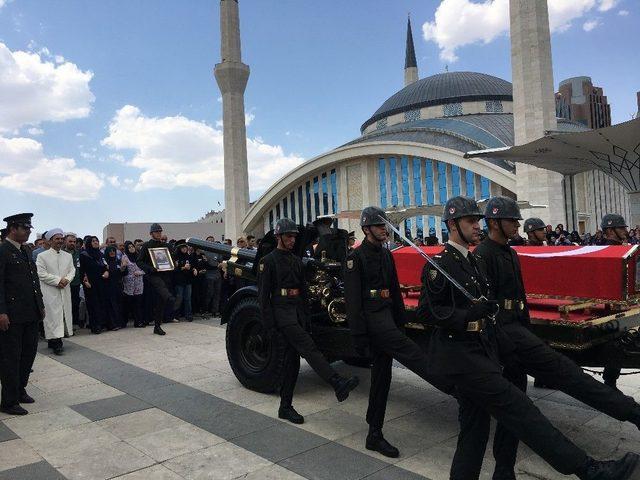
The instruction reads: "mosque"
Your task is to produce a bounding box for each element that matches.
[216,2,631,241]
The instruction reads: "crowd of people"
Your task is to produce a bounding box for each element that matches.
[1,221,260,356]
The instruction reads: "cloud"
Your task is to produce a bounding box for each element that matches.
[422,0,608,62]
[245,112,255,126]
[0,135,104,200]
[102,105,304,193]
[27,127,43,136]
[582,19,601,31]
[618,9,629,15]
[106,175,121,187]
[0,42,94,131]
[598,0,618,11]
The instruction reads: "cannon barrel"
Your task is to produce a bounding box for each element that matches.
[186,237,257,262]
[186,237,257,282]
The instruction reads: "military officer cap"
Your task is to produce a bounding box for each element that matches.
[312,215,334,227]
[175,238,187,248]
[524,217,546,233]
[149,223,163,233]
[601,213,628,230]
[442,196,484,222]
[360,206,388,227]
[3,212,34,229]
[274,218,298,235]
[484,196,522,220]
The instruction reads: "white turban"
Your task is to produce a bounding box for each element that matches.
[45,228,64,240]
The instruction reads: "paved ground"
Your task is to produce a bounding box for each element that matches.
[1,318,639,480]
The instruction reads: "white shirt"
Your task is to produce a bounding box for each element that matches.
[447,239,469,259]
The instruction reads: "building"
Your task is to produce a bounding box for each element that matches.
[103,216,225,244]
[555,76,612,129]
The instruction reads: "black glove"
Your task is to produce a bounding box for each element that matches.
[465,300,495,323]
[351,335,370,357]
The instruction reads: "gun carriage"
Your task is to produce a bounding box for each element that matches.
[188,234,640,393]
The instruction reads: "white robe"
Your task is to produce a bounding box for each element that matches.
[37,248,75,340]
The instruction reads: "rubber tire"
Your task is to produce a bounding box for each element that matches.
[225,297,288,393]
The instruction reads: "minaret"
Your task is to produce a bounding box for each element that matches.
[510,0,564,226]
[404,16,419,87]
[214,0,250,241]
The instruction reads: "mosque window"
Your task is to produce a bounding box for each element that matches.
[269,210,273,231]
[298,186,304,225]
[438,162,448,239]
[282,197,288,218]
[485,100,503,113]
[480,177,490,199]
[389,157,399,207]
[466,170,475,198]
[413,158,424,239]
[404,109,421,123]
[452,166,461,196]
[378,159,388,208]
[425,160,434,205]
[376,118,388,130]
[313,177,320,218]
[330,169,338,215]
[322,173,329,215]
[275,203,281,220]
[290,192,296,222]
[305,181,312,222]
[443,102,463,117]
[401,157,411,237]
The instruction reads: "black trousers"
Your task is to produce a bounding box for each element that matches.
[278,322,336,406]
[146,275,174,328]
[492,322,637,479]
[0,321,38,407]
[202,274,222,315]
[84,283,106,332]
[70,284,81,326]
[445,369,587,480]
[122,294,144,327]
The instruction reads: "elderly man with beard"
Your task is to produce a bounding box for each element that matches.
[36,229,75,355]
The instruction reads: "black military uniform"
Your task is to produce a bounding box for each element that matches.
[258,218,358,424]
[0,213,43,415]
[417,197,638,480]
[523,217,547,246]
[599,213,630,389]
[344,206,447,458]
[137,223,175,335]
[474,198,640,480]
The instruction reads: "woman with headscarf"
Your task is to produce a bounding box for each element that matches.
[104,245,126,330]
[172,240,196,322]
[79,236,107,334]
[122,241,145,327]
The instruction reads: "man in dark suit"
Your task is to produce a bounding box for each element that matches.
[0,213,44,415]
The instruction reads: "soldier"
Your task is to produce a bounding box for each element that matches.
[417,196,640,480]
[474,197,640,480]
[344,207,448,458]
[523,217,547,246]
[0,213,44,415]
[600,213,629,390]
[137,223,175,336]
[258,218,359,425]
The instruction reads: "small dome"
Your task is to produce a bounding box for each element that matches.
[361,71,513,132]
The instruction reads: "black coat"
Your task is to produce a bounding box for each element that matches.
[257,248,306,330]
[343,239,407,339]
[416,243,500,374]
[474,238,530,326]
[0,240,44,323]
[137,239,175,277]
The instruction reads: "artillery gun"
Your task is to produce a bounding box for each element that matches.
[189,233,640,393]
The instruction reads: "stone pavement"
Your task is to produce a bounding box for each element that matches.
[1,319,640,480]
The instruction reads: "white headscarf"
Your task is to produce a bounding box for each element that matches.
[45,228,64,240]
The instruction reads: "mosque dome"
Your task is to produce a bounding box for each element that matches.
[361,71,513,132]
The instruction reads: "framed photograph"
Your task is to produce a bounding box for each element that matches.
[149,247,175,272]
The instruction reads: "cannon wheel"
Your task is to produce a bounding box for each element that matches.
[226,297,287,393]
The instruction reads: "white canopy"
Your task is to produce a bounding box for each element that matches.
[464,117,640,192]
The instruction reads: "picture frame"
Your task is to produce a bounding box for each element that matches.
[149,247,175,272]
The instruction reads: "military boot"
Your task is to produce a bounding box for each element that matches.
[366,429,399,458]
[330,374,359,402]
[278,405,304,424]
[576,453,640,480]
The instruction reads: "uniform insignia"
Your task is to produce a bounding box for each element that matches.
[607,220,612,225]
[259,263,264,272]
[449,207,455,214]
[429,269,438,281]
[346,259,354,270]
[492,208,499,214]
